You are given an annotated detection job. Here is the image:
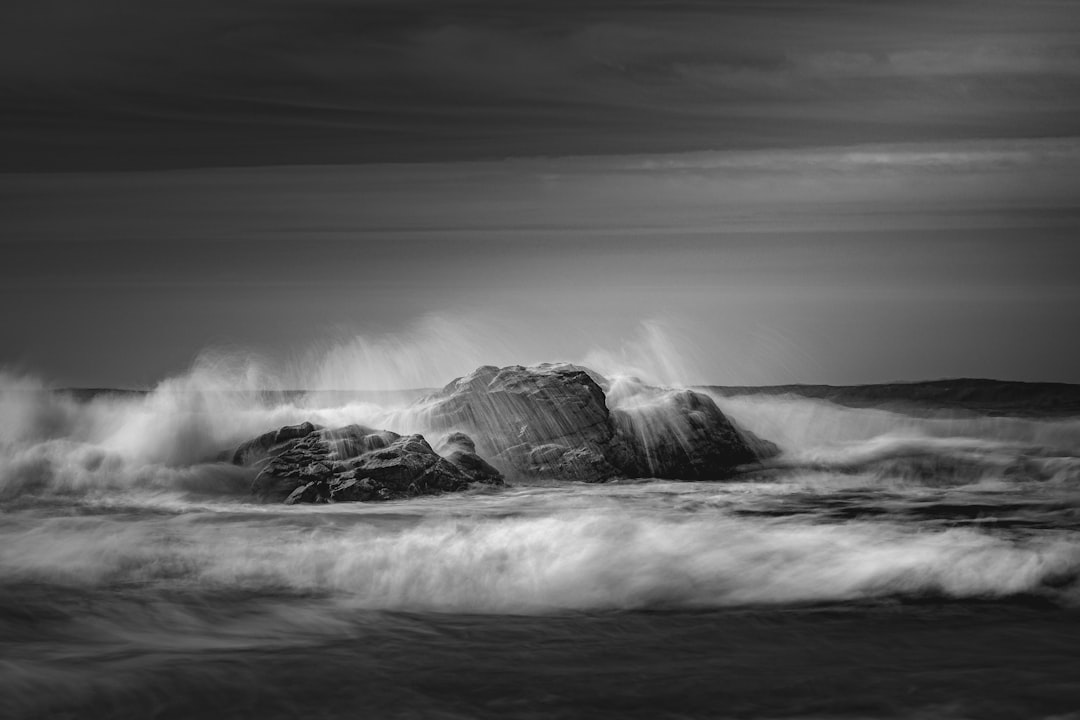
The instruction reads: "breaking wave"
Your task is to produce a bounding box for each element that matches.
[2,501,1076,614]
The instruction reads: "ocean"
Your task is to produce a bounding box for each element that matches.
[2,378,1079,719]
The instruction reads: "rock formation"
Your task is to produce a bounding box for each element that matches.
[415,363,777,482]
[231,423,503,503]
[413,364,624,482]
[229,362,778,502]
[606,378,773,480]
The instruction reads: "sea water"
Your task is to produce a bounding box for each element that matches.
[2,358,1079,719]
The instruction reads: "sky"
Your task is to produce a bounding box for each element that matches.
[1,0,1079,387]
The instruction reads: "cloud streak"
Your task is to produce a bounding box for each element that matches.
[2,0,1078,169]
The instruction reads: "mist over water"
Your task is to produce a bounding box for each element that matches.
[2,319,1080,719]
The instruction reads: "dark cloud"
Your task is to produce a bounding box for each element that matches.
[2,0,1078,169]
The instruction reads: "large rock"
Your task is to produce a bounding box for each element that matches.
[607,379,778,480]
[230,363,779,495]
[415,364,626,482]
[232,424,503,503]
[414,363,775,482]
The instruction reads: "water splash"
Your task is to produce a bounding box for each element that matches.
[581,318,704,387]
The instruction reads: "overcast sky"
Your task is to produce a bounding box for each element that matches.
[2,0,1079,387]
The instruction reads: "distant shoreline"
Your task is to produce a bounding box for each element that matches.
[45,379,1080,419]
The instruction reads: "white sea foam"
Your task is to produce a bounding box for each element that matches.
[0,503,1075,613]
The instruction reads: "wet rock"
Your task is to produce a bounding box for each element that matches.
[232,424,503,503]
[228,421,321,469]
[417,364,775,482]
[231,363,778,497]
[437,431,477,454]
[328,475,376,502]
[342,434,472,495]
[608,381,778,480]
[284,481,329,505]
[416,363,625,482]
[435,432,504,484]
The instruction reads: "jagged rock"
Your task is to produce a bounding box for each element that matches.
[231,423,503,503]
[416,364,775,482]
[340,434,473,495]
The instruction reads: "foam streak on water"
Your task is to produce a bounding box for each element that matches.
[1,490,1077,612]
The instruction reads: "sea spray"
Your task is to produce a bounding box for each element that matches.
[711,393,1080,458]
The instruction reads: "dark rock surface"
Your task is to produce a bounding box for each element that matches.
[416,364,626,483]
[228,421,321,468]
[234,424,503,503]
[416,363,776,482]
[435,432,505,485]
[607,380,779,480]
[230,363,778,499]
